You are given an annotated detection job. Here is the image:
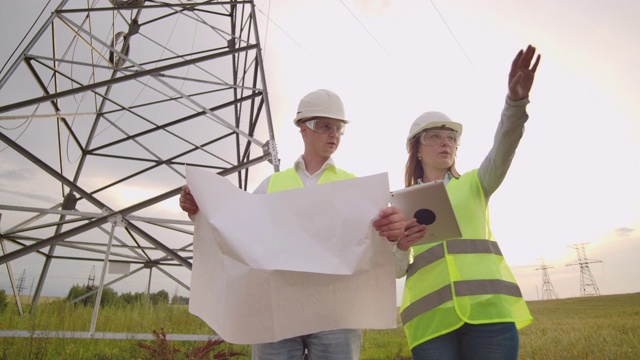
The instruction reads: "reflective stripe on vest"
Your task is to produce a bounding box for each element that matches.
[406,239,503,278]
[455,279,522,297]
[401,285,451,325]
[401,279,523,324]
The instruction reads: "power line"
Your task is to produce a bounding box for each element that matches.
[338,0,405,74]
[426,0,485,87]
[253,6,327,71]
[261,0,272,57]
[0,0,54,76]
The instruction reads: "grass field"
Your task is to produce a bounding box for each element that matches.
[518,293,640,359]
[1,293,639,359]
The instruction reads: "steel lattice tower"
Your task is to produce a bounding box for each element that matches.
[535,258,558,300]
[16,269,28,296]
[0,0,278,332]
[566,243,602,296]
[87,265,96,288]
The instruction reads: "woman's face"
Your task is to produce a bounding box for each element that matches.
[416,129,459,170]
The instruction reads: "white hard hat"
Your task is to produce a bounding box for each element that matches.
[406,111,463,151]
[293,89,348,126]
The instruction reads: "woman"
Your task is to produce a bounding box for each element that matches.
[395,45,541,359]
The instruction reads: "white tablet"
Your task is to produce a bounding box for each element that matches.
[390,181,462,245]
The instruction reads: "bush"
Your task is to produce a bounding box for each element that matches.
[119,291,146,305]
[150,290,169,306]
[66,284,119,307]
[120,290,171,306]
[0,289,7,311]
[171,294,189,305]
[66,285,181,308]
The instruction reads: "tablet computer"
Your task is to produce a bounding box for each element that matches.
[390,181,462,245]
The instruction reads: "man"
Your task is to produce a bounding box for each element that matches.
[180,89,406,359]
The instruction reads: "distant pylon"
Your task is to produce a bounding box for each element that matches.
[16,269,27,296]
[87,266,96,288]
[535,258,559,300]
[566,243,602,296]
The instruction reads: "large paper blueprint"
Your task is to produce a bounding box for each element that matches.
[187,167,397,344]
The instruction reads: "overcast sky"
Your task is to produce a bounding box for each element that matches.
[1,0,639,303]
[250,0,640,301]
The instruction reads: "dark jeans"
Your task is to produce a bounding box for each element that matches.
[411,322,519,360]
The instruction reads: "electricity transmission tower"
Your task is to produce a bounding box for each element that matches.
[566,243,602,296]
[16,269,28,296]
[0,0,278,331]
[535,258,559,300]
[87,265,96,288]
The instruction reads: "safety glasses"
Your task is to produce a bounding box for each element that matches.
[303,119,346,135]
[419,129,460,146]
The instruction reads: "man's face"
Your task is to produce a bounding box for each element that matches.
[301,117,345,157]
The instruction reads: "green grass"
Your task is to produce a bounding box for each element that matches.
[0,301,250,359]
[364,293,640,359]
[1,293,639,359]
[519,293,640,359]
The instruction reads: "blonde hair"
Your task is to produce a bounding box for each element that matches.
[404,135,460,188]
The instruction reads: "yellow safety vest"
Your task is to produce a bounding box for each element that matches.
[267,166,356,193]
[400,169,532,349]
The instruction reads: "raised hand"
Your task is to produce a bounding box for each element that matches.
[508,45,541,101]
